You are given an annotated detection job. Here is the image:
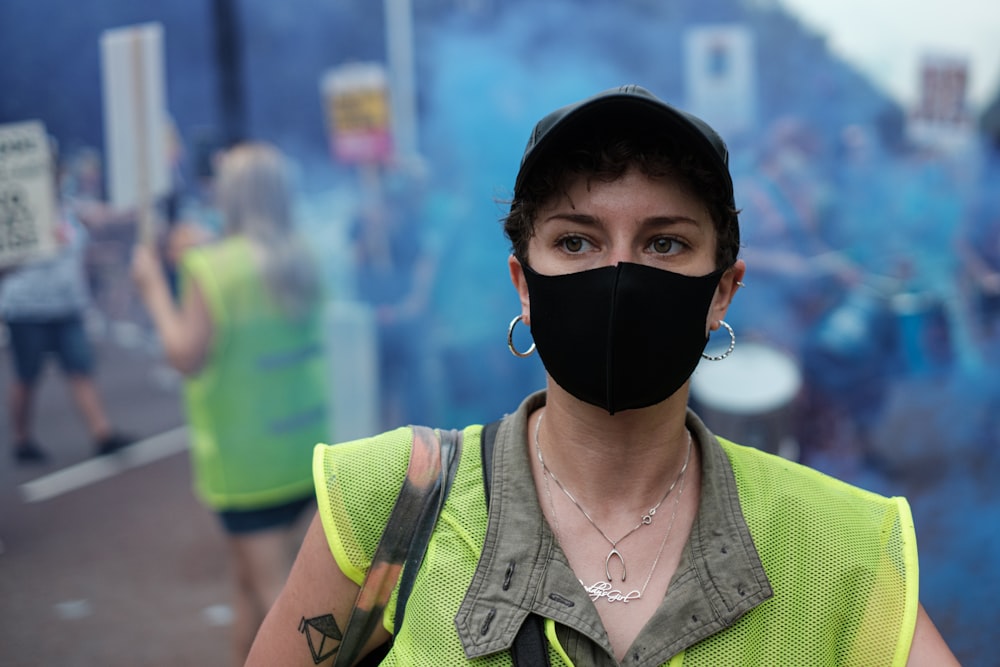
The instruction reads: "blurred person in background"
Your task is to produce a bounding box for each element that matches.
[790,124,900,463]
[732,118,878,461]
[956,149,1000,355]
[1,141,134,464]
[350,184,438,429]
[61,146,143,340]
[131,142,330,666]
[731,116,855,353]
[954,144,1000,454]
[160,129,223,299]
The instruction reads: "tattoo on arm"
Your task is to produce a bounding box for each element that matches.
[299,614,342,665]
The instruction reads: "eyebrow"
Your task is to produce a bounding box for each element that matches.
[541,212,702,228]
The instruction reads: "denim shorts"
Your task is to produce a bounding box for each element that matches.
[6,315,94,383]
[218,495,316,535]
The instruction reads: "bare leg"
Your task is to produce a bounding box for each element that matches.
[9,379,51,462]
[9,380,34,444]
[64,374,113,441]
[226,528,298,667]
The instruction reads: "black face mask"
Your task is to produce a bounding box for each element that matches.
[522,261,724,414]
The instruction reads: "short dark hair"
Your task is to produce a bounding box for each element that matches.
[504,126,741,269]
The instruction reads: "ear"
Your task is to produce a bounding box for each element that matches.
[508,254,531,325]
[707,259,746,332]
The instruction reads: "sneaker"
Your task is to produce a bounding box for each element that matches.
[14,440,50,464]
[95,432,136,457]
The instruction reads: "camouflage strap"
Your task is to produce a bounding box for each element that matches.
[332,426,461,667]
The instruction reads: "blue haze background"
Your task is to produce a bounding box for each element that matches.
[2,0,999,664]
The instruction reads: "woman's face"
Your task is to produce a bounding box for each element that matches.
[509,167,744,333]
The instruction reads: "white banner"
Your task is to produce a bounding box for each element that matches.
[0,120,58,268]
[100,22,170,212]
[684,25,757,137]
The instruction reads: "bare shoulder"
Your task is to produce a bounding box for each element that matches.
[906,603,961,667]
[246,512,390,666]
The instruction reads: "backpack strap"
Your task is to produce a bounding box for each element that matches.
[395,427,460,635]
[480,419,551,667]
[333,426,461,667]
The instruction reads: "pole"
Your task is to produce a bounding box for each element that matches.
[213,0,247,146]
[130,30,156,245]
[384,0,419,164]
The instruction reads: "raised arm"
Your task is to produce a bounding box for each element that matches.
[131,243,212,376]
[246,512,391,666]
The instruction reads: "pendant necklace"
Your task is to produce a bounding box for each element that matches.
[581,464,687,604]
[534,409,692,602]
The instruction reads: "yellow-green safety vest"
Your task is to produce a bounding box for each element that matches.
[182,236,329,510]
[314,425,916,666]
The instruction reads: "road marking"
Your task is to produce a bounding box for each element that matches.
[19,426,189,503]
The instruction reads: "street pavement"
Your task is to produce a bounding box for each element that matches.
[0,326,231,667]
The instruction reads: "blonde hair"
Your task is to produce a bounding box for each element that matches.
[215,142,320,317]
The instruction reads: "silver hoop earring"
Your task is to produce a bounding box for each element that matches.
[701,320,735,361]
[507,314,536,358]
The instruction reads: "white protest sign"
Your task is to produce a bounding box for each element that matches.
[0,120,58,268]
[100,22,169,237]
[684,25,758,137]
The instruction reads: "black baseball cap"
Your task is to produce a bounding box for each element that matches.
[513,85,736,214]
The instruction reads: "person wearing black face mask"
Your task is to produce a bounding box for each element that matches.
[247,86,958,667]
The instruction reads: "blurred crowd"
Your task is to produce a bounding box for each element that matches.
[8,113,1000,468]
[723,116,1000,468]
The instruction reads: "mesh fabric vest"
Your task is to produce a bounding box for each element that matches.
[182,236,329,510]
[315,426,916,666]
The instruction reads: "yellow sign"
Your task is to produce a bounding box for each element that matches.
[330,88,390,134]
[320,63,393,164]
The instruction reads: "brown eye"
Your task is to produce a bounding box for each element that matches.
[651,237,679,254]
[560,236,586,253]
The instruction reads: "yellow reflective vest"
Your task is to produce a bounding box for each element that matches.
[314,424,916,666]
[182,237,329,510]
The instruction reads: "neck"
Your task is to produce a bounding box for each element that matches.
[543,382,691,449]
[532,387,695,511]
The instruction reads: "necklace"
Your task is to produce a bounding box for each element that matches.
[582,465,686,604]
[534,409,692,584]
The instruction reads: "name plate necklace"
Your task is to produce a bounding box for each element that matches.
[535,410,691,603]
